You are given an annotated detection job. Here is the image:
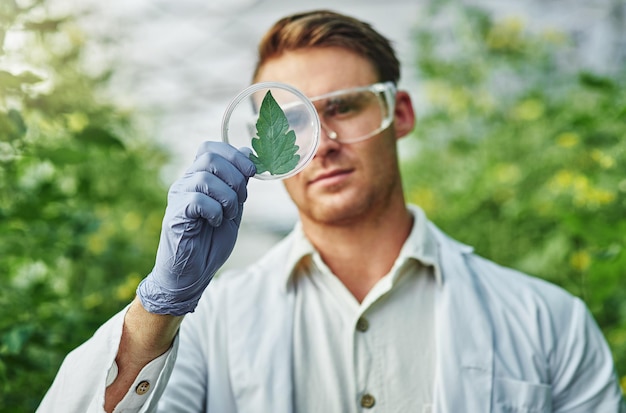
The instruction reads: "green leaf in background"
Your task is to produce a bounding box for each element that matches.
[249,90,300,175]
[0,5,169,410]
[1,325,35,355]
[0,70,42,92]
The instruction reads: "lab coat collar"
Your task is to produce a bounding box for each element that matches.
[281,204,445,290]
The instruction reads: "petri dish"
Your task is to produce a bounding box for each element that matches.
[222,82,320,180]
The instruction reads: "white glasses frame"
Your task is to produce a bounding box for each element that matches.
[308,81,398,143]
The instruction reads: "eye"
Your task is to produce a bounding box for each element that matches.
[323,92,369,119]
[284,107,309,131]
[328,98,353,116]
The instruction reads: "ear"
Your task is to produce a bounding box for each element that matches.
[393,90,416,140]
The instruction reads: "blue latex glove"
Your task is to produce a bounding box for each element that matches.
[137,142,256,315]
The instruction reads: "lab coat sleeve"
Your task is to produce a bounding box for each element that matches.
[550,297,625,412]
[37,306,179,413]
[155,284,238,412]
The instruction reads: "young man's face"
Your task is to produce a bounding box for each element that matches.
[254,47,413,227]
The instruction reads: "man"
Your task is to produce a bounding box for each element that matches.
[39,9,624,413]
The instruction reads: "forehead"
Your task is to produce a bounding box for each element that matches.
[254,47,379,97]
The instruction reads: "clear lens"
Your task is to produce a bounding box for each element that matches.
[283,104,314,136]
[309,82,396,143]
[223,81,320,180]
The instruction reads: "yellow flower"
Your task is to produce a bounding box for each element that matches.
[493,163,522,185]
[512,99,544,121]
[424,81,470,115]
[541,28,567,45]
[116,273,143,301]
[556,132,579,148]
[548,170,616,209]
[590,149,615,169]
[122,211,143,232]
[486,16,526,51]
[409,188,437,216]
[549,170,575,190]
[87,232,107,255]
[65,112,89,132]
[502,16,525,33]
[574,187,616,209]
[83,292,103,309]
[570,250,591,272]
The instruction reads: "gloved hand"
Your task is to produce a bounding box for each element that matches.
[137,141,256,316]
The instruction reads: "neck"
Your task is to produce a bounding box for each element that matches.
[301,199,413,302]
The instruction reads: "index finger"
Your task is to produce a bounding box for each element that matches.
[194,141,256,178]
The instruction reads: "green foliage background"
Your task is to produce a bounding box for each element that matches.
[402,2,626,392]
[0,1,168,410]
[1,0,624,409]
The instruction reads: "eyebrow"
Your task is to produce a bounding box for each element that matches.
[309,84,374,102]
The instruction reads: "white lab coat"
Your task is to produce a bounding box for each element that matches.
[39,217,625,412]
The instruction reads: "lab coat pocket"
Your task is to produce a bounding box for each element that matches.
[493,377,552,413]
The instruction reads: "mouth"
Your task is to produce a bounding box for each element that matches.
[309,168,353,186]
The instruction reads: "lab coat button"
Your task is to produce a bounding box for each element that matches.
[135,380,150,395]
[356,317,369,332]
[361,393,376,408]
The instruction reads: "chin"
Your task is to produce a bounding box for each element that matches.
[303,196,371,226]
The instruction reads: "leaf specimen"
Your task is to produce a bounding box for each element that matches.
[249,90,300,175]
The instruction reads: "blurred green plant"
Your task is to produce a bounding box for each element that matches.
[404,2,626,390]
[0,1,168,410]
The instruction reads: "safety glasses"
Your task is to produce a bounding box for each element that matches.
[283,81,397,144]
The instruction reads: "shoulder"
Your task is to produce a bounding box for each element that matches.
[462,250,599,364]
[468,253,576,305]
[466,252,582,320]
[432,222,586,351]
[428,218,579,315]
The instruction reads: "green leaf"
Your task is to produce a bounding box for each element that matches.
[75,126,125,149]
[23,18,67,33]
[0,70,42,94]
[579,72,615,91]
[0,109,26,141]
[249,90,300,175]
[1,324,35,355]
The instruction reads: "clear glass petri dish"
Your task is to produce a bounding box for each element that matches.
[222,82,320,180]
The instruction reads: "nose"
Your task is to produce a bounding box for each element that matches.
[322,123,338,141]
[315,122,341,158]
